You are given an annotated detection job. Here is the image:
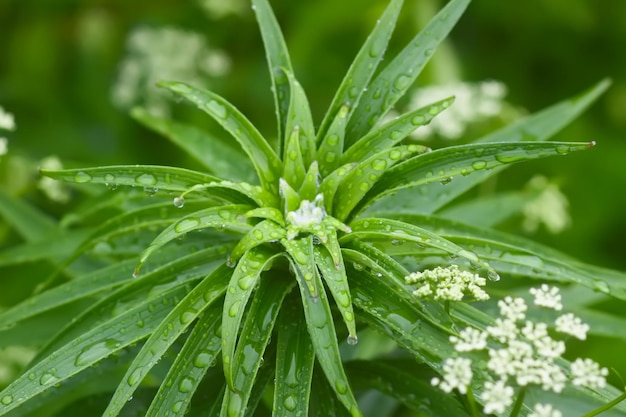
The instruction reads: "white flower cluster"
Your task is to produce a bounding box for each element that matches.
[197,0,246,18]
[405,265,489,301]
[432,284,607,415]
[112,26,231,116]
[38,156,71,203]
[523,175,571,235]
[0,106,16,156]
[408,80,507,140]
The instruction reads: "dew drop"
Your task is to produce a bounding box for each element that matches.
[178,376,195,393]
[193,351,212,368]
[390,239,404,246]
[74,339,122,366]
[487,269,500,282]
[74,171,92,183]
[228,300,241,317]
[556,145,569,155]
[593,279,610,293]
[440,177,452,185]
[472,160,487,170]
[335,379,348,394]
[136,173,157,186]
[347,334,359,346]
[283,395,297,411]
[180,310,197,324]
[39,371,58,385]
[1,395,13,405]
[371,159,387,171]
[324,152,337,163]
[172,400,184,414]
[173,196,185,208]
[127,368,143,386]
[228,391,243,417]
[393,74,411,90]
[208,100,227,119]
[389,149,401,160]
[175,217,201,233]
[411,115,425,125]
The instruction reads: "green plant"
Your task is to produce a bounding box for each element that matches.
[1,0,625,416]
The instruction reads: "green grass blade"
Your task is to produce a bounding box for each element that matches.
[318,104,349,176]
[273,294,315,417]
[317,0,404,142]
[0,190,57,242]
[343,217,496,279]
[342,97,452,163]
[368,79,610,215]
[282,126,306,188]
[283,68,316,167]
[221,275,294,417]
[291,258,361,417]
[222,248,280,388]
[358,141,594,217]
[131,107,255,182]
[282,236,318,299]
[314,244,357,342]
[244,207,285,226]
[310,369,353,417]
[145,302,222,417]
[102,265,232,417]
[346,0,470,144]
[298,161,320,202]
[251,0,293,144]
[319,163,358,213]
[0,285,188,415]
[228,220,286,264]
[134,204,252,276]
[159,81,282,192]
[333,144,427,222]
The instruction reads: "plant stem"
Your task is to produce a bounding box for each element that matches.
[466,385,481,417]
[508,386,526,417]
[580,390,626,417]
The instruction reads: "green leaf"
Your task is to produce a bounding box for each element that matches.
[319,163,358,214]
[299,161,321,202]
[282,126,306,188]
[221,274,294,417]
[244,207,285,226]
[159,81,282,193]
[40,165,220,195]
[283,68,316,167]
[318,104,350,177]
[130,107,255,182]
[134,204,252,276]
[368,79,610,215]
[343,217,497,279]
[0,229,89,267]
[282,236,318,299]
[228,220,285,264]
[222,248,280,388]
[333,144,428,221]
[0,284,189,415]
[273,294,315,417]
[291,256,361,417]
[342,96,452,163]
[0,189,57,242]
[145,302,222,417]
[251,0,293,144]
[317,0,404,142]
[346,0,470,144]
[102,264,232,417]
[314,244,357,342]
[310,369,352,417]
[357,141,594,217]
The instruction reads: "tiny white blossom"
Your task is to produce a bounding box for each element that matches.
[533,336,565,359]
[498,296,527,321]
[450,327,488,352]
[555,313,589,340]
[286,194,326,229]
[570,358,608,389]
[530,284,563,311]
[481,380,514,415]
[529,403,562,417]
[431,357,473,394]
[487,318,519,343]
[0,106,16,131]
[405,265,489,302]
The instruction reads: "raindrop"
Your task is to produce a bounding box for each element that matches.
[228,300,241,317]
[389,149,402,160]
[74,339,122,366]
[74,171,92,183]
[335,379,348,394]
[39,371,58,385]
[472,160,487,170]
[347,335,359,346]
[352,262,364,271]
[390,239,404,246]
[487,269,500,282]
[393,74,411,90]
[175,217,201,233]
[173,196,185,208]
[194,351,213,368]
[178,376,195,393]
[283,395,297,411]
[593,279,610,293]
[135,173,157,186]
[179,310,197,325]
[1,395,13,405]
[143,186,158,196]
[208,100,227,119]
[172,400,184,414]
[127,368,143,386]
[371,159,387,171]
[440,177,452,185]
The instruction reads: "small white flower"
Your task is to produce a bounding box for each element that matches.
[286,194,326,229]
[481,380,514,415]
[498,296,527,321]
[570,358,608,389]
[533,336,565,359]
[0,106,16,131]
[487,318,519,342]
[520,320,549,342]
[529,403,562,417]
[405,265,489,302]
[450,327,488,352]
[555,313,589,340]
[431,357,473,394]
[530,284,563,310]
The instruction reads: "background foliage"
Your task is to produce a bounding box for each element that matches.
[1,0,625,412]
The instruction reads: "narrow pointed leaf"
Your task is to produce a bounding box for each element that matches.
[317,0,404,141]
[298,160,320,202]
[320,163,358,213]
[273,294,315,417]
[357,141,594,216]
[310,370,353,417]
[194,180,277,207]
[222,248,280,388]
[131,107,255,182]
[318,104,350,176]
[0,229,88,267]
[40,165,219,194]
[343,217,496,279]
[251,0,293,143]
[0,285,189,416]
[342,97,452,162]
[291,258,361,417]
[159,81,282,192]
[244,207,285,226]
[145,303,223,417]
[0,189,57,242]
[102,265,231,417]
[334,144,428,221]
[279,178,301,214]
[221,275,294,417]
[346,0,470,144]
[314,244,357,341]
[368,79,610,215]
[135,204,252,275]
[282,236,318,299]
[283,69,316,166]
[228,220,285,264]
[282,126,306,187]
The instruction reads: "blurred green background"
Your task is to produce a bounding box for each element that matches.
[1,0,626,405]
